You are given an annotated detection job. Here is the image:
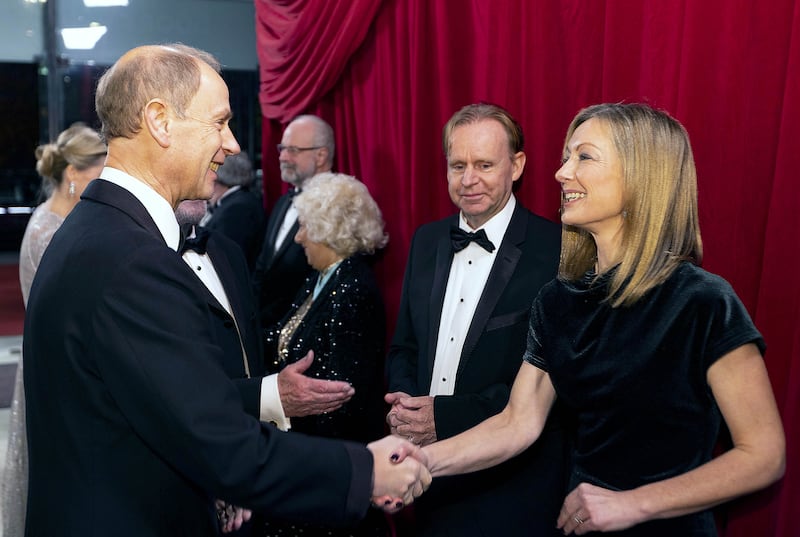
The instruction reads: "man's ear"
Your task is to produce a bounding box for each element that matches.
[315,147,330,168]
[511,151,526,182]
[143,99,171,148]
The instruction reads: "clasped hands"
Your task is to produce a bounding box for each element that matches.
[365,391,439,513]
[384,391,437,446]
[367,434,431,513]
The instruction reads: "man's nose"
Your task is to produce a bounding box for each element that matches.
[461,166,479,186]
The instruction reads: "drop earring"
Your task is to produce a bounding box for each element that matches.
[68,181,76,196]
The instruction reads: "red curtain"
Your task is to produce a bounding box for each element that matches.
[255,1,800,535]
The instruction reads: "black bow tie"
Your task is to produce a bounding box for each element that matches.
[450,226,496,253]
[179,224,210,255]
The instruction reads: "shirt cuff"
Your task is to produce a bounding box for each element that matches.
[260,374,291,431]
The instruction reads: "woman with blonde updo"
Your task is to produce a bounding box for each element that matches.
[258,172,390,537]
[2,123,106,536]
[19,123,107,301]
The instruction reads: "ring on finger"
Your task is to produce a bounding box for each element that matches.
[573,515,585,525]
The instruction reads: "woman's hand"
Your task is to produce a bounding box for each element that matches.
[557,482,644,535]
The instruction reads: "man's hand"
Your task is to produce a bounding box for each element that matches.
[278,351,354,417]
[384,392,437,446]
[368,435,431,512]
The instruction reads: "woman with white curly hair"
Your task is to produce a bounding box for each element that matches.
[258,172,389,537]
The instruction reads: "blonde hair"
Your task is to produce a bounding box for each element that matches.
[35,123,106,191]
[294,173,388,258]
[95,43,221,140]
[559,103,703,307]
[442,102,524,158]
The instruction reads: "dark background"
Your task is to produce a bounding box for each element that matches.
[0,61,260,251]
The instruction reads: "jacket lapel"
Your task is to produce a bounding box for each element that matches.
[82,179,164,243]
[272,220,300,263]
[205,234,244,321]
[263,193,294,269]
[427,219,457,379]
[457,204,525,377]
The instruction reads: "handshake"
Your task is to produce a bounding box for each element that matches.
[367,435,432,513]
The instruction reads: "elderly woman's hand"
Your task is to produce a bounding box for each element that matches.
[278,350,355,417]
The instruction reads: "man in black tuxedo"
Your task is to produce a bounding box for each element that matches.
[253,114,334,328]
[385,103,568,536]
[23,43,428,537]
[201,151,265,272]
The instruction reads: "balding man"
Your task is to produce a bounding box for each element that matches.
[253,114,334,329]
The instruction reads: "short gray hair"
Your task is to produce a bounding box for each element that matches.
[294,172,388,258]
[96,44,221,141]
[291,114,335,164]
[216,151,253,187]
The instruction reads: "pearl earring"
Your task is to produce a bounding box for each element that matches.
[68,181,76,196]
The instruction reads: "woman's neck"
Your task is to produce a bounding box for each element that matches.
[592,229,623,274]
[48,189,78,218]
[319,257,344,276]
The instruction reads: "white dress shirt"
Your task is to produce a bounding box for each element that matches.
[429,195,517,396]
[274,201,298,252]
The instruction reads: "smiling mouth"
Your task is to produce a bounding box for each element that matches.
[563,192,586,202]
[209,162,220,173]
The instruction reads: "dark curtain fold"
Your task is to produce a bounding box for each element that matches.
[254,1,800,535]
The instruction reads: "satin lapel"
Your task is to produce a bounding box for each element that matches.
[264,194,292,253]
[205,235,244,324]
[457,205,525,377]
[82,179,163,243]
[427,228,455,380]
[273,220,300,262]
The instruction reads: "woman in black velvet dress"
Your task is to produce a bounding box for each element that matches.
[258,172,389,537]
[418,103,785,536]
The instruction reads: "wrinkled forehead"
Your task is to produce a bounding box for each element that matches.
[282,121,317,146]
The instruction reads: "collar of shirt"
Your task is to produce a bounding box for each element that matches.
[100,167,181,251]
[216,184,242,205]
[458,194,516,249]
[313,259,343,301]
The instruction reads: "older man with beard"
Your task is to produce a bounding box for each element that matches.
[253,114,335,329]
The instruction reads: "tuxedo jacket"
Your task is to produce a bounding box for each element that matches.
[387,203,569,536]
[252,191,314,328]
[205,187,265,272]
[23,179,372,537]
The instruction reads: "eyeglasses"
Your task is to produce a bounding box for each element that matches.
[276,144,323,155]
